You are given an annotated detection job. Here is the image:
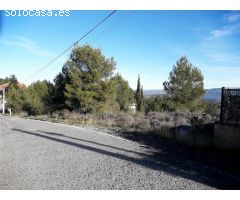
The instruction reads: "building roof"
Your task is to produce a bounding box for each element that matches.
[0,82,25,91]
[0,83,10,91]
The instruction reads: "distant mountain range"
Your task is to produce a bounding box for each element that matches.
[143,88,221,101]
[203,88,221,101]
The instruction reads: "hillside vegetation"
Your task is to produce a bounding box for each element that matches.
[1,45,220,133]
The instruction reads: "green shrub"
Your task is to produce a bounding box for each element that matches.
[203,101,220,119]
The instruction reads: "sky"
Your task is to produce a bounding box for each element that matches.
[0,10,240,89]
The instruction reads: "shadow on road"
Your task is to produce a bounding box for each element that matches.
[38,130,148,157]
[12,128,240,189]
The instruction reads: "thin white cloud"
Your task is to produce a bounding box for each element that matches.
[208,23,240,39]
[226,12,240,23]
[199,13,240,64]
[1,36,55,57]
[211,28,232,38]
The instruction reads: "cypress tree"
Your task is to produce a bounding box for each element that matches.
[135,75,144,112]
[140,86,144,112]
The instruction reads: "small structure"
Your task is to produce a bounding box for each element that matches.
[220,87,240,126]
[0,83,10,114]
[0,82,25,115]
[129,103,136,113]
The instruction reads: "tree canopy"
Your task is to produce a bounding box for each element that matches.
[24,80,55,115]
[163,56,205,111]
[3,51,207,116]
[110,73,134,112]
[0,75,18,86]
[54,45,118,114]
[5,80,54,115]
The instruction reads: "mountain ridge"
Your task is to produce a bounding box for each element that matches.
[143,88,221,101]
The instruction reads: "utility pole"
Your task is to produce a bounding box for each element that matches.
[2,87,5,114]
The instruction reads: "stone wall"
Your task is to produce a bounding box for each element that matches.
[174,124,214,148]
[166,123,240,151]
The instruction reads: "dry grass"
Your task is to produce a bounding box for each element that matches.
[46,110,214,134]
[133,118,151,130]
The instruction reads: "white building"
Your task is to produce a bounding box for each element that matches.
[129,103,136,113]
[0,83,10,114]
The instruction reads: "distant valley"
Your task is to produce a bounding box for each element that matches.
[143,88,221,101]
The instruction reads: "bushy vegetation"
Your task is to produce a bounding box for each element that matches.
[145,96,220,120]
[24,80,55,115]
[110,73,134,112]
[163,56,205,112]
[0,75,18,85]
[54,45,118,113]
[203,101,220,120]
[46,110,214,137]
[3,45,134,116]
[145,96,175,113]
[1,45,219,136]
[6,85,26,113]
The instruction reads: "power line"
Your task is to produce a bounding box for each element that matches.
[25,10,117,82]
[89,10,136,44]
[38,10,136,81]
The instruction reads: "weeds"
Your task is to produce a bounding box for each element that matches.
[49,110,214,134]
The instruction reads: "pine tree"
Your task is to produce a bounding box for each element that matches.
[163,56,205,111]
[54,45,118,114]
[6,86,26,113]
[24,80,55,115]
[110,73,134,111]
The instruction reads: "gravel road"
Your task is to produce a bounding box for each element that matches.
[0,115,239,189]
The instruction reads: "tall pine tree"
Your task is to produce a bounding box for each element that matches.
[163,56,205,111]
[54,45,118,114]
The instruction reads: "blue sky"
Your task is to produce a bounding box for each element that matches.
[0,10,240,89]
